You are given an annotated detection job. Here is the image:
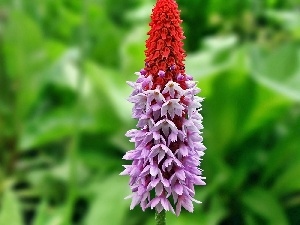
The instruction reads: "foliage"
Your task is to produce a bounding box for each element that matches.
[0,0,300,225]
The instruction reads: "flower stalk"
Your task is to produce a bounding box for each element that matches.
[155,210,166,225]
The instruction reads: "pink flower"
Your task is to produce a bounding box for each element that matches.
[121,0,206,216]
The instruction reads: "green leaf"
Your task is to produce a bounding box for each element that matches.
[32,201,74,225]
[186,35,238,79]
[266,10,300,33]
[262,119,300,182]
[249,43,300,101]
[203,70,252,154]
[85,61,132,125]
[120,25,148,76]
[158,213,206,225]
[19,109,74,150]
[124,3,154,23]
[244,212,258,225]
[79,144,122,172]
[242,85,291,139]
[33,200,49,225]
[44,48,81,90]
[84,175,129,225]
[272,162,300,197]
[86,3,121,66]
[19,108,95,150]
[242,188,289,225]
[205,195,228,225]
[3,10,48,118]
[3,11,45,78]
[0,190,23,225]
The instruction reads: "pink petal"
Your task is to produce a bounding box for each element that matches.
[124,194,132,200]
[149,147,159,158]
[176,169,186,180]
[169,132,177,142]
[168,107,175,119]
[123,150,139,160]
[130,194,142,210]
[162,157,173,171]
[172,192,178,204]
[119,168,130,176]
[161,122,170,136]
[181,197,193,212]
[174,183,183,195]
[194,176,206,185]
[175,201,181,216]
[150,197,160,208]
[158,151,165,164]
[161,197,170,211]
[161,178,170,187]
[168,202,175,214]
[150,165,159,176]
[156,203,164,213]
[153,131,161,140]
[152,103,161,111]
[161,104,168,117]
[180,145,188,157]
[191,197,201,204]
[155,182,164,196]
[173,158,183,167]
[140,165,150,176]
[150,178,160,188]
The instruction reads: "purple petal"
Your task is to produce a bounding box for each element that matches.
[130,194,142,210]
[123,150,139,160]
[158,151,165,164]
[150,165,159,176]
[156,203,164,213]
[177,73,185,81]
[155,182,164,196]
[161,178,170,187]
[151,103,161,111]
[179,144,189,157]
[158,70,165,77]
[194,176,206,185]
[161,197,170,211]
[176,169,186,180]
[174,183,183,195]
[175,201,182,216]
[150,178,160,188]
[153,131,161,140]
[150,198,160,209]
[181,197,193,212]
[120,165,131,175]
[140,165,150,176]
[140,68,147,75]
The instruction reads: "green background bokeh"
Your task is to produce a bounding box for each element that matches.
[0,0,300,224]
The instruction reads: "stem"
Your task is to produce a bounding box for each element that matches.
[155,210,166,225]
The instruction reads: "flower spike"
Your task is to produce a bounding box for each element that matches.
[121,0,206,216]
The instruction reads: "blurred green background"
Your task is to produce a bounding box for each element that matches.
[0,0,300,224]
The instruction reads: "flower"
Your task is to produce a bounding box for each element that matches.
[121,0,206,216]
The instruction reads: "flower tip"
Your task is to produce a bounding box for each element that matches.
[124,194,132,200]
[119,170,127,176]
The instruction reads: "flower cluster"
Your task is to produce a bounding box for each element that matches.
[120,0,206,216]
